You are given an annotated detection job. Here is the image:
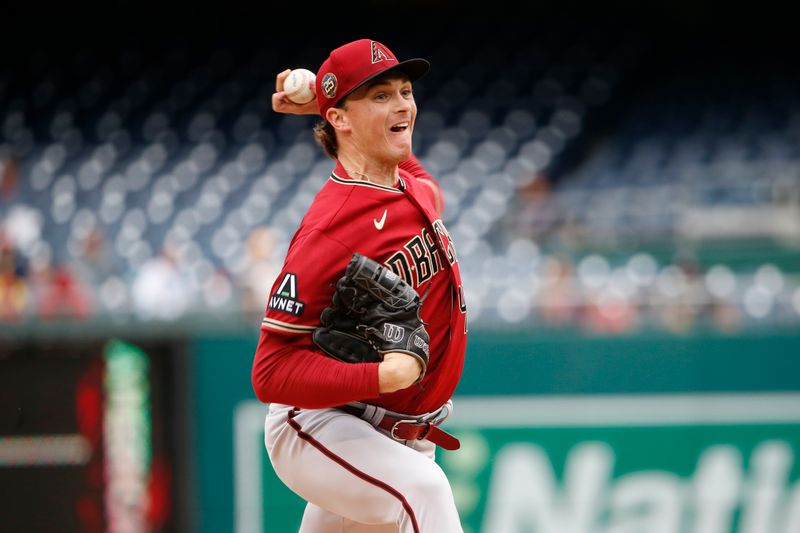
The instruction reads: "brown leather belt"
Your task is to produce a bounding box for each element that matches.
[337,404,460,451]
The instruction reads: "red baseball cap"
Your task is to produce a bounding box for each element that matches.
[315,39,430,121]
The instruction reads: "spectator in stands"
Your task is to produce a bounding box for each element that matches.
[0,148,19,200]
[535,253,580,326]
[71,224,129,313]
[131,245,193,321]
[709,296,743,333]
[516,174,558,241]
[33,261,92,320]
[73,225,115,286]
[582,288,638,334]
[653,257,703,334]
[202,266,237,313]
[241,225,282,314]
[0,236,28,321]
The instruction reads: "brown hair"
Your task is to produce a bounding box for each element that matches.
[312,97,348,159]
[312,119,338,160]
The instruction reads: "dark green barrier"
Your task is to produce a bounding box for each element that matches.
[442,395,800,533]
[192,330,800,533]
[458,328,800,395]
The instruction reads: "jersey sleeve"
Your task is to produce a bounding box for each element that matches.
[400,154,445,215]
[261,229,352,335]
[251,330,380,408]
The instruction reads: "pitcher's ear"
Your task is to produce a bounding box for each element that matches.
[327,108,351,132]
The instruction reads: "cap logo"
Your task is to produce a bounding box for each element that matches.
[321,72,337,99]
[371,41,396,64]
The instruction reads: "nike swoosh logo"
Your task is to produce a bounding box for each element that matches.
[374,210,387,230]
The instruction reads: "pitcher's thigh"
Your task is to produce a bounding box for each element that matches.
[271,410,458,530]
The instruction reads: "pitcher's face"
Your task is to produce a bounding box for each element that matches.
[345,74,417,164]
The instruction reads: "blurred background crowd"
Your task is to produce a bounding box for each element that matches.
[1,0,798,336]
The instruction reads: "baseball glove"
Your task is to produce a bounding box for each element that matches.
[312,253,430,382]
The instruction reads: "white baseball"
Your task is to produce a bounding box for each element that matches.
[283,68,316,104]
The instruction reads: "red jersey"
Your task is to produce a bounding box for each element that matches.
[251,158,467,415]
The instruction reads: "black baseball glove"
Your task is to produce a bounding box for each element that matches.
[312,253,430,382]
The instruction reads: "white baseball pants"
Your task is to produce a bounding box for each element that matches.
[264,403,463,532]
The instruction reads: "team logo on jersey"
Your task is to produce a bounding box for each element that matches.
[268,273,306,316]
[371,41,395,64]
[321,73,337,99]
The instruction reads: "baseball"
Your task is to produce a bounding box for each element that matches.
[283,68,316,104]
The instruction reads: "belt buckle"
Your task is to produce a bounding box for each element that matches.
[391,419,432,441]
[390,419,415,440]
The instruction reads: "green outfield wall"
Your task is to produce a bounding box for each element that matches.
[192,329,800,533]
